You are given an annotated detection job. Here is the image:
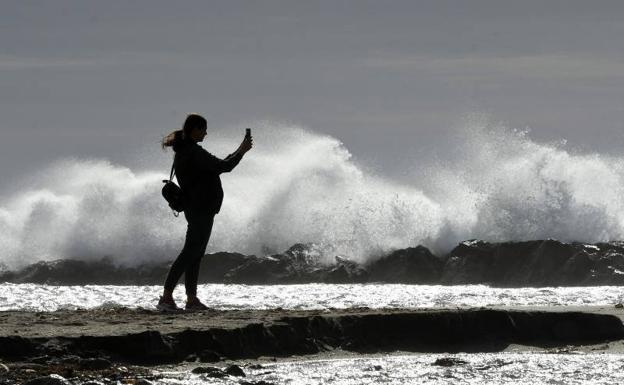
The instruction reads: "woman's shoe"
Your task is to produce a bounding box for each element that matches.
[185,297,209,311]
[156,296,179,312]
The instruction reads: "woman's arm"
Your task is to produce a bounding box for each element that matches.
[197,135,253,174]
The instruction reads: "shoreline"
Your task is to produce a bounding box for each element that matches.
[2,306,624,383]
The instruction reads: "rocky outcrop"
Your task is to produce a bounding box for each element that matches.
[441,240,624,286]
[366,246,443,283]
[0,309,622,365]
[4,240,624,286]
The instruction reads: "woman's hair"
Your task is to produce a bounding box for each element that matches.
[162,113,207,149]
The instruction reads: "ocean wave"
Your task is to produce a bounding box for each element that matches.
[1,118,624,268]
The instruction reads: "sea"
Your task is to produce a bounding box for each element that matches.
[1,283,623,312]
[2,283,624,384]
[4,122,624,383]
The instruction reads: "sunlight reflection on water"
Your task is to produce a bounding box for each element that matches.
[155,353,624,385]
[1,283,622,312]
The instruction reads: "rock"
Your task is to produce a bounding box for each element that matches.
[23,374,72,385]
[59,355,81,365]
[134,379,154,385]
[198,350,221,363]
[81,382,105,385]
[615,303,623,309]
[79,358,112,370]
[0,363,8,373]
[198,252,249,282]
[367,246,442,283]
[30,355,52,364]
[432,357,468,367]
[191,366,223,375]
[0,336,36,359]
[224,244,328,284]
[184,353,198,362]
[6,240,624,286]
[225,364,246,377]
[324,256,369,283]
[240,381,276,385]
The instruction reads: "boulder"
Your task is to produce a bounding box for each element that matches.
[225,364,246,377]
[367,246,442,283]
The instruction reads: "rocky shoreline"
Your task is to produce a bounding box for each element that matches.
[1,306,624,384]
[3,239,624,286]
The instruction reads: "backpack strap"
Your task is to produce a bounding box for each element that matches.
[167,156,179,217]
[169,156,176,182]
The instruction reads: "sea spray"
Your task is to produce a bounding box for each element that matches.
[2,119,624,268]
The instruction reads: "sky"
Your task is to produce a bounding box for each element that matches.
[1,0,624,184]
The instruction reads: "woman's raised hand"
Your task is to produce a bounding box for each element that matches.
[239,134,253,154]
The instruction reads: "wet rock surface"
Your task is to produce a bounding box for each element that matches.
[4,240,624,286]
[1,308,623,364]
[1,306,623,383]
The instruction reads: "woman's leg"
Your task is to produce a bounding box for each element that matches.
[163,212,209,295]
[185,215,214,299]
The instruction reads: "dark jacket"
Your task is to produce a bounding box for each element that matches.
[173,139,243,214]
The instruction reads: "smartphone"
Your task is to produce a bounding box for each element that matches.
[245,128,251,138]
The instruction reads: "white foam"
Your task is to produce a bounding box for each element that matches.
[1,118,624,268]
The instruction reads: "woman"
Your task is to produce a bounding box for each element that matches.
[159,113,253,311]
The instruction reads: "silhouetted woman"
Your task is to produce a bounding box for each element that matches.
[159,113,253,311]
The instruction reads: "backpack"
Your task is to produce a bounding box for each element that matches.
[162,158,185,216]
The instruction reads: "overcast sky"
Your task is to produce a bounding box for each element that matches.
[1,0,624,184]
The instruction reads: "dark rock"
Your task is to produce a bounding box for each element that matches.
[79,358,112,370]
[367,246,442,283]
[59,355,81,365]
[240,381,276,385]
[76,331,174,364]
[191,366,222,375]
[23,375,72,385]
[184,354,198,362]
[0,336,36,359]
[225,243,327,284]
[191,366,226,378]
[440,239,624,286]
[198,350,221,363]
[324,256,368,283]
[81,382,105,385]
[198,252,249,282]
[247,364,264,369]
[432,357,468,367]
[6,239,624,286]
[225,364,246,377]
[30,355,52,364]
[134,380,154,385]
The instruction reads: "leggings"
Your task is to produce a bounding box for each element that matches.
[164,210,214,297]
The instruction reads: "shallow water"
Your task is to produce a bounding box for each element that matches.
[1,283,623,312]
[156,352,624,385]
